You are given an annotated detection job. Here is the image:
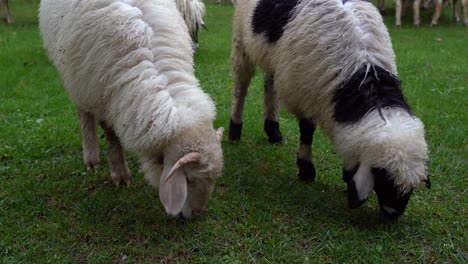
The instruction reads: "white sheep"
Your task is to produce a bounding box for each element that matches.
[175,0,207,49]
[39,0,224,219]
[229,0,430,218]
[1,0,13,24]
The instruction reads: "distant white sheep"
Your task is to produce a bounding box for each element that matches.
[39,0,223,219]
[229,0,430,218]
[175,0,207,49]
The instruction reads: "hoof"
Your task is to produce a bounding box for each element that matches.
[111,172,131,187]
[264,119,283,144]
[86,164,99,171]
[229,120,242,142]
[296,158,315,182]
[84,151,100,171]
[2,16,13,24]
[84,158,99,171]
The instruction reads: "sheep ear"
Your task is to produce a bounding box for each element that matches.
[216,127,224,141]
[346,165,374,209]
[159,163,187,216]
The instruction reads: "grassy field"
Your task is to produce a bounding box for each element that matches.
[0,0,466,262]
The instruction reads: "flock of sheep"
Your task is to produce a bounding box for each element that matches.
[5,0,434,220]
[2,0,467,26]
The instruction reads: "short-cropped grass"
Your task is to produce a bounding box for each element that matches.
[0,0,466,262]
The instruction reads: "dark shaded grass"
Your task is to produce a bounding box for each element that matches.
[0,0,466,262]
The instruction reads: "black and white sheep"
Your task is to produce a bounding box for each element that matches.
[229,0,430,218]
[39,0,224,219]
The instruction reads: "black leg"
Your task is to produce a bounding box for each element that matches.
[297,118,316,182]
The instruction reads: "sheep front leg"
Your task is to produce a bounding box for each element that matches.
[462,0,468,25]
[395,0,403,27]
[297,118,316,182]
[453,0,460,22]
[263,74,283,144]
[431,0,444,26]
[1,0,13,24]
[229,38,255,141]
[99,122,131,186]
[78,110,100,170]
[414,0,422,25]
[377,0,386,15]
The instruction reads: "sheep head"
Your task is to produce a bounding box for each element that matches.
[159,127,224,219]
[338,109,429,219]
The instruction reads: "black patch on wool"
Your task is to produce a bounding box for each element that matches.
[347,180,369,209]
[264,119,283,143]
[299,118,315,145]
[297,158,316,182]
[342,165,359,183]
[252,0,300,43]
[229,119,243,141]
[372,168,412,219]
[332,65,412,124]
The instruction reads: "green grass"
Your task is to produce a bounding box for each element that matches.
[1,0,466,262]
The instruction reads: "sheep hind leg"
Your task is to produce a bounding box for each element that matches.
[78,110,100,170]
[462,0,468,25]
[229,40,255,141]
[263,73,282,144]
[431,0,444,26]
[414,0,422,25]
[453,0,460,22]
[1,0,13,24]
[99,122,131,186]
[296,118,316,182]
[395,0,403,27]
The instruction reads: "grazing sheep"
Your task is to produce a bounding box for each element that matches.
[229,0,430,218]
[175,0,207,49]
[430,0,468,26]
[39,0,224,219]
[1,0,12,24]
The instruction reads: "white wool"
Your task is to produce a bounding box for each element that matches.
[174,0,206,45]
[40,0,215,154]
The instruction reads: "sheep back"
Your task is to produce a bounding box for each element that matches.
[40,0,216,154]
